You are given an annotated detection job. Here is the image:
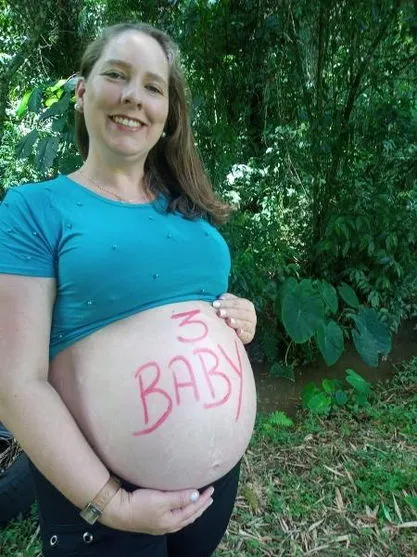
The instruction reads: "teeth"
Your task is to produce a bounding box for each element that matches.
[112,116,142,128]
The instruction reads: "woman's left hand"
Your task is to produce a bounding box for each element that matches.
[213,293,257,344]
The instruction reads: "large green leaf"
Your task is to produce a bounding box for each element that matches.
[319,281,338,314]
[28,87,43,114]
[15,90,31,118]
[354,308,391,354]
[276,277,297,317]
[334,390,348,406]
[315,320,344,366]
[337,282,360,309]
[34,136,59,173]
[302,382,319,409]
[352,328,379,367]
[352,307,391,367]
[281,281,325,343]
[16,130,39,160]
[40,92,72,120]
[306,391,332,415]
[345,369,371,394]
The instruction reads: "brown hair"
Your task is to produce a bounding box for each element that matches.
[75,22,230,224]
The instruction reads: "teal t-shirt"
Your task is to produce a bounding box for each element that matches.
[0,175,231,359]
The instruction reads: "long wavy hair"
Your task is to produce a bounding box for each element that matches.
[74,23,230,224]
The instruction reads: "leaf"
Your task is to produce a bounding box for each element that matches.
[352,328,379,367]
[27,87,43,114]
[281,281,325,343]
[15,129,38,160]
[334,390,348,406]
[322,378,338,393]
[52,116,67,133]
[45,95,60,108]
[34,136,60,173]
[41,92,71,120]
[279,277,298,302]
[15,90,31,118]
[316,320,344,366]
[338,282,360,309]
[269,411,294,428]
[354,307,391,354]
[63,76,79,92]
[404,496,417,511]
[47,78,67,93]
[306,391,332,415]
[345,369,371,395]
[302,382,319,408]
[269,362,295,382]
[319,281,338,314]
[352,307,391,367]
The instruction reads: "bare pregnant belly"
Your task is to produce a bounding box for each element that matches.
[50,301,257,490]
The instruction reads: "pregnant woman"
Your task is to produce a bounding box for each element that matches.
[0,23,257,557]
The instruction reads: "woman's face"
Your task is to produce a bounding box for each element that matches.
[76,31,170,163]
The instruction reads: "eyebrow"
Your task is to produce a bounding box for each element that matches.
[103,59,168,86]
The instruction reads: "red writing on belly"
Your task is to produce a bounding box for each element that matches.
[169,355,200,405]
[170,309,208,343]
[132,312,245,436]
[134,362,173,435]
[195,347,232,410]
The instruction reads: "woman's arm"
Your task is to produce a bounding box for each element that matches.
[0,274,213,534]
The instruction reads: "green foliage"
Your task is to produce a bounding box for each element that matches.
[260,411,294,442]
[302,369,373,415]
[278,277,391,368]
[13,77,81,179]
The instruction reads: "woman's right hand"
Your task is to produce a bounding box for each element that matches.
[103,484,214,534]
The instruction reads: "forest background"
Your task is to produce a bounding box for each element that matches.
[2,0,417,374]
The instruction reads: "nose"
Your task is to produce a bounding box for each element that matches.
[121,82,143,107]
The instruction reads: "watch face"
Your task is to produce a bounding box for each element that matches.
[80,503,102,524]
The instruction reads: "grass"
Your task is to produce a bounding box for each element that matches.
[1,359,417,557]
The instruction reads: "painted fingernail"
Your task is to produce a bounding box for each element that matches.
[212,301,220,308]
[190,491,200,502]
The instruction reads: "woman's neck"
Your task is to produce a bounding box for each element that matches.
[73,151,152,203]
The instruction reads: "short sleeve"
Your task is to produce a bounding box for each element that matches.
[0,186,58,277]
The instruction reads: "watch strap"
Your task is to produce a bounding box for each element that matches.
[80,475,121,525]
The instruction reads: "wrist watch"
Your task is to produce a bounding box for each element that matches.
[80,475,121,525]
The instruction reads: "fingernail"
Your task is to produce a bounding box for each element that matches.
[209,487,215,496]
[212,301,220,308]
[219,309,226,317]
[229,317,235,325]
[190,490,200,502]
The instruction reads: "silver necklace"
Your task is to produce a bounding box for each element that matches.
[79,170,151,204]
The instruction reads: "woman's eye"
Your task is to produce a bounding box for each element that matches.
[146,84,162,94]
[105,71,125,79]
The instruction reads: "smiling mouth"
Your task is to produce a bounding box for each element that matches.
[110,115,144,129]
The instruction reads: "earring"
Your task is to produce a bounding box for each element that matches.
[74,102,83,112]
[161,131,166,138]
